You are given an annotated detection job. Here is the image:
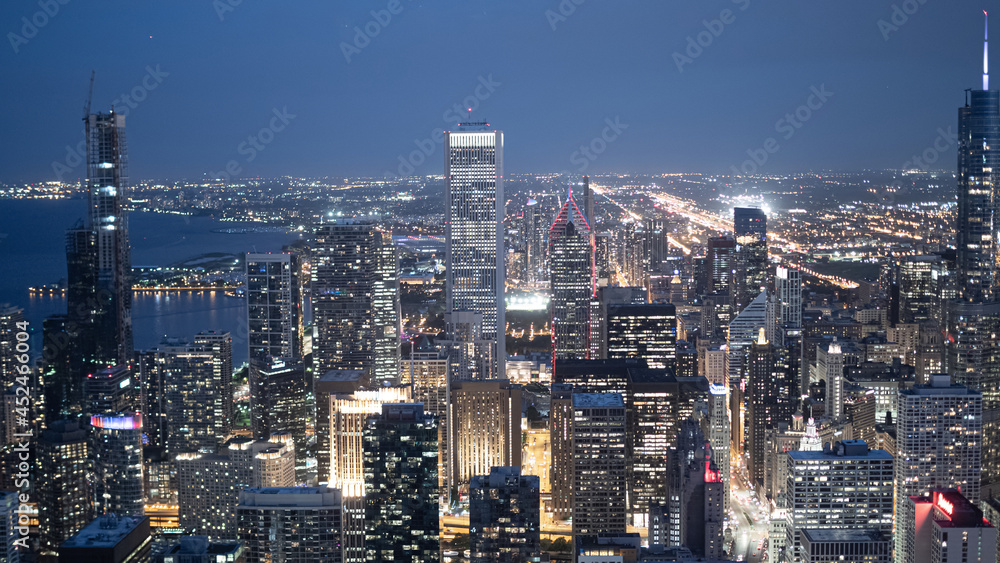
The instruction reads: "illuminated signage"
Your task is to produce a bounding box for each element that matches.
[935,492,955,517]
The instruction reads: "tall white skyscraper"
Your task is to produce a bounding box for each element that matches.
[895,375,983,563]
[812,340,844,420]
[705,384,731,516]
[445,126,505,380]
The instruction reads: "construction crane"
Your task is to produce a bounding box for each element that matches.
[83,70,94,118]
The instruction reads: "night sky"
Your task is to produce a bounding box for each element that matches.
[0,1,991,180]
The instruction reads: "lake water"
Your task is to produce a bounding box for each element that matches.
[0,199,301,366]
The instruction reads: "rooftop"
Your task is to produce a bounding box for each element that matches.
[318,369,366,382]
[789,440,892,461]
[800,528,889,543]
[573,392,625,408]
[62,515,148,548]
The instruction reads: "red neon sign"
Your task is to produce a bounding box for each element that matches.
[935,492,955,518]
[705,460,722,483]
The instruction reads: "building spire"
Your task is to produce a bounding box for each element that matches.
[985,10,990,90]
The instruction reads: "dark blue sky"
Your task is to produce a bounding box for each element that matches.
[0,1,990,180]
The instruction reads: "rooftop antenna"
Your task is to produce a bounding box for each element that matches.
[985,10,990,90]
[84,70,95,118]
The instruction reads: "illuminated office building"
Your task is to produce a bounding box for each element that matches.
[238,486,343,563]
[363,404,439,563]
[783,441,894,563]
[895,376,983,563]
[733,207,768,314]
[549,185,595,367]
[445,126,505,380]
[92,414,144,517]
[469,467,540,563]
[606,304,676,370]
[571,393,627,537]
[38,420,92,557]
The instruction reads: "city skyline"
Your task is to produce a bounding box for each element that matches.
[6,4,1000,563]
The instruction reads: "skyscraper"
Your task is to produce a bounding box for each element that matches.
[469,467,541,563]
[245,252,302,363]
[733,207,768,313]
[248,358,308,467]
[895,375,984,563]
[775,266,803,329]
[946,301,1000,497]
[783,441,894,563]
[606,304,677,370]
[138,337,232,457]
[549,184,595,367]
[0,306,23,391]
[705,236,735,295]
[313,220,378,376]
[84,365,138,419]
[178,437,296,540]
[400,349,450,494]
[957,18,1000,301]
[812,339,845,420]
[193,331,234,438]
[747,329,796,489]
[37,420,92,557]
[372,229,401,385]
[571,393,627,537]
[363,403,439,563]
[704,384,731,516]
[82,111,133,367]
[91,414,144,517]
[314,370,409,563]
[237,486,344,563]
[445,126,505,380]
[451,380,523,487]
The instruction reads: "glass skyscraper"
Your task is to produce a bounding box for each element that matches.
[549,185,594,367]
[958,87,1000,302]
[733,207,767,314]
[84,111,133,366]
